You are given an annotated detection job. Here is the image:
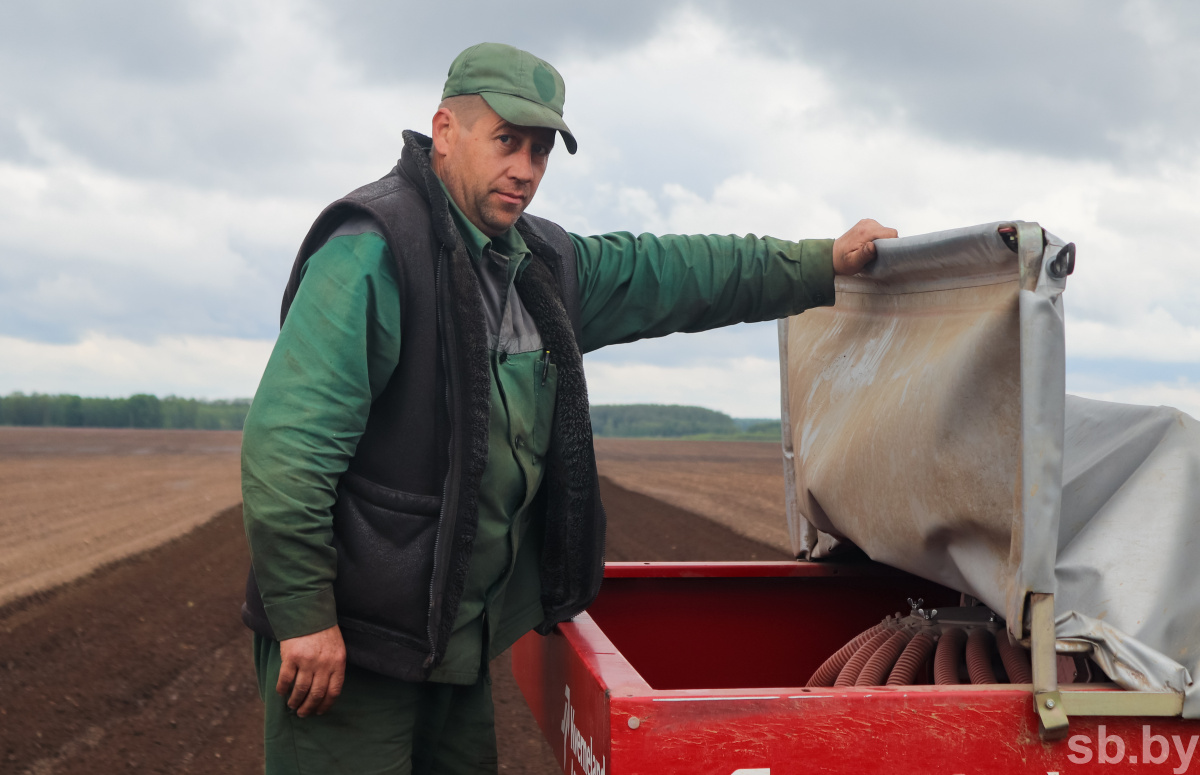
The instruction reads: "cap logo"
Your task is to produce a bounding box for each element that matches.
[533,64,557,102]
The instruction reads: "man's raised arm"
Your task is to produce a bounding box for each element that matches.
[571,220,897,354]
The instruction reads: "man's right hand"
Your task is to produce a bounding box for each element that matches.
[832,219,899,276]
[277,624,346,718]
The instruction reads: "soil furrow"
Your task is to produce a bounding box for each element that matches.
[1,454,785,773]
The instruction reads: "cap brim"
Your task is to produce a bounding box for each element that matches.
[480,92,577,155]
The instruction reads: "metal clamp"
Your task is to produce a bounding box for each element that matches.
[1030,593,1070,740]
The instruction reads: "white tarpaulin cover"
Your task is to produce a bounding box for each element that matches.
[779,221,1200,716]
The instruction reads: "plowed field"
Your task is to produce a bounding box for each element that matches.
[594,437,792,554]
[0,429,788,774]
[0,427,242,607]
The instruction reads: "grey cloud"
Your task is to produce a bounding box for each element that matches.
[0,0,674,196]
[309,0,675,84]
[3,0,1197,359]
[699,0,1200,166]
[0,247,284,345]
[6,0,1198,196]
[313,0,1200,201]
[310,0,746,195]
[0,3,439,200]
[0,121,34,165]
[0,1,229,82]
[0,1,297,194]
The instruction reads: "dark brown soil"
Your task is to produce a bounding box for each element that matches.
[0,475,785,774]
[0,427,243,609]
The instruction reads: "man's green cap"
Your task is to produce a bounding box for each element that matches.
[442,42,577,155]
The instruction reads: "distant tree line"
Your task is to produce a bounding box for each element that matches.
[590,404,780,439]
[1,395,779,437]
[0,393,251,430]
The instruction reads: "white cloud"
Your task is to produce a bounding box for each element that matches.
[584,355,782,418]
[549,10,1200,416]
[0,1,1197,420]
[0,127,310,283]
[1067,308,1200,363]
[1072,381,1200,422]
[0,332,273,398]
[0,0,435,344]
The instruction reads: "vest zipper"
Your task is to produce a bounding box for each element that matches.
[426,245,452,669]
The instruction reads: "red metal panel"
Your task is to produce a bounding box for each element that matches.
[587,573,956,690]
[513,615,622,775]
[601,561,903,579]
[512,562,1200,774]
[608,689,1200,774]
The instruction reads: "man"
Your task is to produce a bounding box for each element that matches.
[241,42,895,773]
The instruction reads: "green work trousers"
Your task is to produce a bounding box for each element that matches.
[253,635,498,775]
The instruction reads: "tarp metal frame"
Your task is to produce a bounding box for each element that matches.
[779,220,1200,730]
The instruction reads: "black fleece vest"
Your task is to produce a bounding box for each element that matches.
[242,131,606,681]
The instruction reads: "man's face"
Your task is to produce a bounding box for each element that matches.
[432,103,555,237]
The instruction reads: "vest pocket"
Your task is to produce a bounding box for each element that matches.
[330,472,442,649]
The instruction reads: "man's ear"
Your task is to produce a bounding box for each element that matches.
[431,107,456,158]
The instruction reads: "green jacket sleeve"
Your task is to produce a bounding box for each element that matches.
[571,231,835,354]
[241,232,401,640]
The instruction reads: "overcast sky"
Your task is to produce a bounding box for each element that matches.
[2,0,1198,418]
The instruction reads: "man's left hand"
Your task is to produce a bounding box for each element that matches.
[277,625,346,718]
[832,219,898,276]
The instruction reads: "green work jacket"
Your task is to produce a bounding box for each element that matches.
[241,195,834,683]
